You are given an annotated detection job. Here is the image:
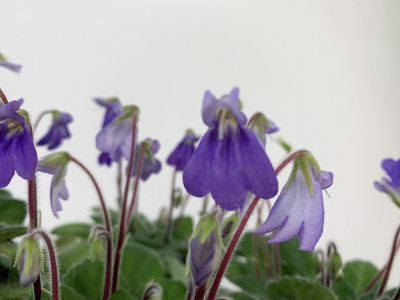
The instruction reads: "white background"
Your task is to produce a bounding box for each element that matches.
[1,0,399,288]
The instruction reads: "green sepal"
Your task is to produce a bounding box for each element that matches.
[113,105,139,125]
[14,237,44,275]
[327,253,342,279]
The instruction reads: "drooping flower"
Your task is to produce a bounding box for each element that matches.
[167,129,199,171]
[0,99,37,187]
[183,88,278,211]
[131,139,162,181]
[247,112,279,148]
[94,98,122,166]
[374,158,400,208]
[254,152,333,252]
[0,53,22,73]
[14,237,44,288]
[37,111,73,150]
[96,105,137,163]
[37,152,70,218]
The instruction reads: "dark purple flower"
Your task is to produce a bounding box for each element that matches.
[183,88,278,211]
[37,152,70,218]
[167,130,199,171]
[0,99,37,187]
[254,155,333,252]
[374,158,400,208]
[131,139,162,181]
[37,112,73,150]
[0,55,22,73]
[96,106,137,163]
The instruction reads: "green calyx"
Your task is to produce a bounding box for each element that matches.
[39,152,70,167]
[190,215,225,252]
[113,105,139,125]
[52,110,61,119]
[16,109,31,128]
[14,237,44,275]
[0,53,6,61]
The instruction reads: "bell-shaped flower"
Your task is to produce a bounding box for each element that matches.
[0,99,37,187]
[37,152,70,218]
[37,111,73,150]
[14,237,44,288]
[96,105,138,163]
[166,129,199,171]
[188,214,223,287]
[130,139,162,181]
[183,88,278,211]
[374,158,400,208]
[0,54,22,73]
[254,152,333,252]
[248,112,279,148]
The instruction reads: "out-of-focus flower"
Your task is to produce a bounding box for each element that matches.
[37,152,70,218]
[94,98,122,166]
[374,158,400,208]
[131,139,162,181]
[166,130,199,171]
[0,99,37,187]
[183,87,278,210]
[247,112,278,148]
[96,105,138,163]
[254,152,333,252]
[0,53,22,73]
[37,111,73,150]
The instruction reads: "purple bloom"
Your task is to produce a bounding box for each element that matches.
[37,112,73,150]
[254,158,333,252]
[37,153,70,218]
[0,99,37,187]
[94,98,122,165]
[374,158,400,208]
[183,88,278,211]
[167,131,199,171]
[131,139,162,181]
[0,57,22,73]
[96,106,136,163]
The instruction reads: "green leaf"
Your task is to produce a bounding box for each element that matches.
[331,276,356,300]
[226,275,267,296]
[109,289,137,300]
[58,241,90,274]
[163,256,186,283]
[63,259,104,300]
[342,260,379,296]
[0,283,31,299]
[119,242,165,297]
[158,279,186,300]
[52,223,91,239]
[265,277,337,300]
[172,217,193,241]
[61,284,88,300]
[0,198,26,225]
[0,189,12,198]
[0,224,26,243]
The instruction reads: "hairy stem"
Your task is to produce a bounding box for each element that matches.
[0,88,9,104]
[164,169,177,243]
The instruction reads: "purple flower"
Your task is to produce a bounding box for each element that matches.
[248,113,279,148]
[94,98,122,166]
[167,130,199,171]
[96,106,137,163]
[37,152,70,218]
[37,112,73,150]
[0,55,22,73]
[254,155,333,252]
[374,158,400,208]
[183,88,278,211]
[0,99,37,187]
[131,139,162,181]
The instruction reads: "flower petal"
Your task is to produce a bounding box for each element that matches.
[14,127,38,180]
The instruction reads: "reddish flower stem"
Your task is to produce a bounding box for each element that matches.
[68,155,113,300]
[377,225,400,297]
[207,150,303,299]
[194,283,207,300]
[164,168,177,243]
[0,88,8,104]
[112,110,138,293]
[32,230,59,300]
[33,110,54,131]
[125,146,145,228]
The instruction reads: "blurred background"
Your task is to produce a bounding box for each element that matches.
[1,0,399,287]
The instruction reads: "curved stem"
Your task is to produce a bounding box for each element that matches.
[33,110,54,131]
[394,285,400,300]
[32,230,59,300]
[164,169,177,243]
[325,242,338,287]
[112,109,138,293]
[68,155,113,300]
[207,151,302,299]
[0,88,9,104]
[125,146,145,228]
[377,225,400,297]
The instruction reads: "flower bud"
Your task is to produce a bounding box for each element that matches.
[327,253,342,279]
[142,283,162,300]
[188,215,223,287]
[14,237,44,287]
[88,226,108,262]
